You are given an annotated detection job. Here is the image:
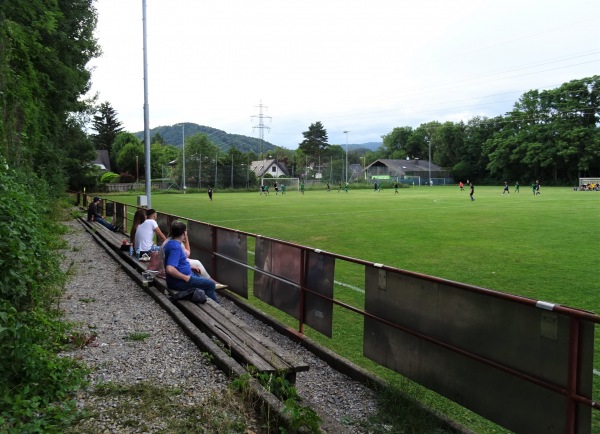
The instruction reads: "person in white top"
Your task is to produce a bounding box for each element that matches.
[134,208,167,253]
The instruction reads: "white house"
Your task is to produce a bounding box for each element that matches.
[250,159,289,178]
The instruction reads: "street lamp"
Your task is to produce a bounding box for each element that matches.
[343,131,349,183]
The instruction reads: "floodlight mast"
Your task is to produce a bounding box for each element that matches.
[142,0,152,207]
[182,124,186,191]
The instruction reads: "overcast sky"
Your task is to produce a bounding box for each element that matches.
[87,0,600,148]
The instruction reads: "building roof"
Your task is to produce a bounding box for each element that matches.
[365,159,442,174]
[250,159,289,177]
[93,150,111,172]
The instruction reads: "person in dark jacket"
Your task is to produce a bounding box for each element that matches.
[87,197,121,232]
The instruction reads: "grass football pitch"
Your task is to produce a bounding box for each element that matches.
[111,185,600,431]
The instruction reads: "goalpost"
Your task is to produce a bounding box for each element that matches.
[402,175,420,186]
[429,178,446,186]
[578,177,600,190]
[261,177,300,191]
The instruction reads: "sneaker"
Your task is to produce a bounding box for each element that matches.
[215,283,228,290]
[140,253,151,262]
[114,225,122,232]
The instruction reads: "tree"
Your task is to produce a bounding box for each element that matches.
[181,133,221,188]
[116,142,144,181]
[381,127,413,159]
[150,143,178,179]
[0,2,101,429]
[299,121,329,162]
[151,132,166,145]
[0,0,100,193]
[226,147,247,188]
[92,102,123,153]
[483,76,600,184]
[462,116,499,180]
[111,132,141,171]
[432,121,465,168]
[62,117,97,190]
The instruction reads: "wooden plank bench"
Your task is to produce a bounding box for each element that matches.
[82,217,309,384]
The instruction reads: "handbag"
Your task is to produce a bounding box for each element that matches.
[147,249,166,279]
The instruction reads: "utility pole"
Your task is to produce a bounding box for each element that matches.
[251,100,271,158]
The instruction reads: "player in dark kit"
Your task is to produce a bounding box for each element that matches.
[469,182,475,201]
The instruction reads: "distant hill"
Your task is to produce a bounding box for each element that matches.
[135,123,381,154]
[135,123,276,154]
[349,142,381,152]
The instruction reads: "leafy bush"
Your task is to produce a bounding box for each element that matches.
[0,162,87,432]
[0,165,66,309]
[100,171,120,184]
[119,172,135,183]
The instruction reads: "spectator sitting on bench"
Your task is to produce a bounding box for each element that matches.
[87,197,121,232]
[164,221,217,302]
[130,209,147,244]
[175,225,227,290]
[134,208,167,256]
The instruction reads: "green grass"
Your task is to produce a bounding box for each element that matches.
[125,331,151,342]
[66,381,256,433]
[108,185,600,432]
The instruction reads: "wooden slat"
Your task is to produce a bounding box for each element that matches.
[199,300,309,371]
[199,300,291,372]
[177,300,274,372]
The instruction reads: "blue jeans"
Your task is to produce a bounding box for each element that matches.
[186,274,217,302]
[96,217,116,231]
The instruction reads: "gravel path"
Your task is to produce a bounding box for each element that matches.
[60,219,379,433]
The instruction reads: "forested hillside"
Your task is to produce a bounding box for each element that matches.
[135,123,277,154]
